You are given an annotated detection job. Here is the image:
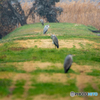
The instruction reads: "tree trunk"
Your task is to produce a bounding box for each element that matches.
[7,1,27,26]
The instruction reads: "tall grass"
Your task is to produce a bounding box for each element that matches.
[21,0,100,30]
[56,0,100,30]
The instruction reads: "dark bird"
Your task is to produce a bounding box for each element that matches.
[40,19,44,26]
[64,54,74,73]
[51,34,59,48]
[43,25,50,34]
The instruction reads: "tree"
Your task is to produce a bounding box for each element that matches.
[0,0,35,38]
[0,0,63,38]
[33,0,63,22]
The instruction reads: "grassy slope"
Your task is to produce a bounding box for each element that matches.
[1,23,99,42]
[0,23,100,99]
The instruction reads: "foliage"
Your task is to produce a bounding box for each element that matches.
[0,0,35,38]
[56,1,100,30]
[33,0,63,22]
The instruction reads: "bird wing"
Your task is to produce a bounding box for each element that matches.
[43,26,48,34]
[65,64,72,73]
[53,36,59,47]
[64,57,72,71]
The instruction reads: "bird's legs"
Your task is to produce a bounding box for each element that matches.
[55,46,56,49]
[52,41,56,49]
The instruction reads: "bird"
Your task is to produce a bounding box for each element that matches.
[43,25,50,34]
[51,34,59,48]
[40,19,44,26]
[63,54,74,73]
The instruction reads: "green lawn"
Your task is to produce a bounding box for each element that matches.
[0,23,100,100]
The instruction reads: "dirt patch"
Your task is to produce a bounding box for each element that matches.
[0,55,6,59]
[3,62,92,74]
[8,47,27,51]
[15,39,96,49]
[33,94,84,100]
[34,29,43,33]
[0,97,25,100]
[0,95,87,100]
[37,73,75,84]
[71,63,98,92]
[17,61,52,72]
[0,97,12,100]
[76,73,93,91]
[14,61,62,72]
[12,73,32,97]
[23,81,33,98]
[0,72,14,79]
[12,73,32,82]
[76,73,99,92]
[71,63,92,73]
[94,43,100,50]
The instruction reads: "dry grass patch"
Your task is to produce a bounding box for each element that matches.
[0,97,13,100]
[0,95,86,100]
[33,94,84,100]
[16,61,52,72]
[12,73,32,82]
[12,73,32,97]
[13,61,62,72]
[56,1,100,30]
[72,63,92,73]
[8,47,27,51]
[76,73,93,92]
[34,29,43,33]
[76,73,100,92]
[93,43,100,50]
[15,39,97,49]
[3,62,92,73]
[22,81,33,98]
[0,72,15,79]
[59,39,94,49]
[37,73,75,84]
[71,63,98,92]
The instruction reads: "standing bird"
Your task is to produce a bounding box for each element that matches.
[40,19,44,26]
[51,34,59,48]
[43,25,50,34]
[64,54,74,73]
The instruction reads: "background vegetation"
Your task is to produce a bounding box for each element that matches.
[0,0,100,38]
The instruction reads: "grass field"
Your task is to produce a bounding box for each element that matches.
[0,23,100,100]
